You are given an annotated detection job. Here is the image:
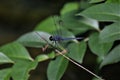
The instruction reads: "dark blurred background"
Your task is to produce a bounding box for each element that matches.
[0,0,120,80]
[0,0,67,45]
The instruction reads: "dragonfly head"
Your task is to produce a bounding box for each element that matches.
[49,36,53,41]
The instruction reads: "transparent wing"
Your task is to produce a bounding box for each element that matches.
[52,16,62,37]
[51,15,81,49]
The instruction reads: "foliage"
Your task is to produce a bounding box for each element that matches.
[0,0,120,80]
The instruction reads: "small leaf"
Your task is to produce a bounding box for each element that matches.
[62,11,99,34]
[89,0,104,3]
[0,42,33,61]
[79,3,120,21]
[67,41,86,63]
[61,2,78,15]
[0,52,13,64]
[0,68,11,80]
[47,56,69,80]
[36,54,49,62]
[47,52,56,59]
[88,32,113,58]
[79,1,92,10]
[17,31,52,47]
[100,44,120,68]
[36,52,55,62]
[100,22,120,43]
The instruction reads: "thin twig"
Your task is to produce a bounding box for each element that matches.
[55,49,104,80]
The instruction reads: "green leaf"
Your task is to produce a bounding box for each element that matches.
[36,52,55,62]
[47,52,56,59]
[79,3,120,22]
[17,31,52,48]
[34,16,57,33]
[89,0,104,3]
[36,54,49,62]
[11,59,38,80]
[0,42,38,80]
[88,32,113,58]
[0,69,11,80]
[47,56,69,80]
[62,11,99,34]
[0,52,13,64]
[100,22,120,43]
[0,42,33,61]
[67,41,86,63]
[60,2,78,15]
[100,44,120,68]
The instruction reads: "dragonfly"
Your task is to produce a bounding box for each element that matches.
[49,35,82,42]
[48,16,83,49]
[35,16,104,80]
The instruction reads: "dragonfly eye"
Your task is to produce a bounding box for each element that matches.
[49,36,53,41]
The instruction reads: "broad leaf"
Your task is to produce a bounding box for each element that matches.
[47,56,69,80]
[88,32,113,58]
[0,69,11,80]
[34,16,57,33]
[100,44,120,68]
[0,42,37,80]
[17,31,52,47]
[0,42,33,61]
[100,22,120,43]
[61,11,99,34]
[67,41,86,63]
[11,59,38,80]
[79,3,120,22]
[0,52,13,64]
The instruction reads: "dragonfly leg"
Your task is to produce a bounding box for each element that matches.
[42,44,49,52]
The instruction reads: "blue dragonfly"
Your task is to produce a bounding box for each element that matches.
[35,16,104,80]
[49,35,82,42]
